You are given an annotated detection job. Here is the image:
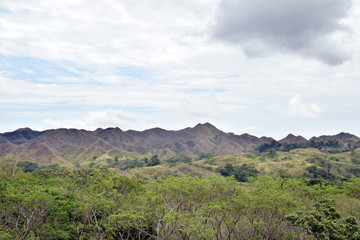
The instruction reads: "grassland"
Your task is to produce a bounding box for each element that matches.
[84,147,360,181]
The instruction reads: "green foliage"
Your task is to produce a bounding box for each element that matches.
[257,140,281,153]
[16,161,39,173]
[344,178,360,199]
[309,140,342,150]
[165,155,192,164]
[147,155,160,167]
[1,161,360,239]
[88,161,95,168]
[122,158,144,170]
[257,139,343,153]
[0,158,20,180]
[329,156,340,162]
[217,163,259,182]
[0,168,145,239]
[352,158,360,165]
[287,199,360,240]
[348,166,360,177]
[304,166,337,181]
[197,152,213,160]
[282,142,308,152]
[266,148,278,158]
[278,169,295,179]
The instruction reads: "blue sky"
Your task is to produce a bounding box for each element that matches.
[0,0,360,139]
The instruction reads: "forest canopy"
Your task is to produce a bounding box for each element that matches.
[0,166,359,239]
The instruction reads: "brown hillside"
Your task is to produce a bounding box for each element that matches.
[279,134,308,144]
[1,124,359,167]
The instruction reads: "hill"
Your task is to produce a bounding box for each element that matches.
[0,123,273,167]
[310,132,360,142]
[0,123,359,169]
[279,134,308,144]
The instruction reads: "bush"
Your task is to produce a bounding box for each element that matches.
[348,166,360,177]
[352,158,360,165]
[303,166,337,181]
[16,161,39,173]
[217,163,259,182]
[147,155,160,167]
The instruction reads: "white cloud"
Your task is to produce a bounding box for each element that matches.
[39,109,150,130]
[85,109,137,126]
[269,94,323,119]
[179,91,223,120]
[41,118,88,130]
[0,0,217,66]
[21,69,35,74]
[1,1,360,138]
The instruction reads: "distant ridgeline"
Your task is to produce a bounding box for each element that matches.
[0,123,359,169]
[257,132,360,153]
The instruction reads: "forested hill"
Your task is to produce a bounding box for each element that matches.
[1,125,360,239]
[0,123,359,167]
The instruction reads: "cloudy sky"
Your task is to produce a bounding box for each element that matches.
[0,0,359,139]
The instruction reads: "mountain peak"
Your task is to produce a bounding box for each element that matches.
[1,127,44,145]
[94,128,104,133]
[194,122,217,130]
[191,123,222,135]
[142,127,169,136]
[279,134,308,144]
[203,122,214,127]
[14,127,33,132]
[335,132,359,140]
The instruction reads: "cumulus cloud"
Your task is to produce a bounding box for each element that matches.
[213,0,352,65]
[269,94,322,119]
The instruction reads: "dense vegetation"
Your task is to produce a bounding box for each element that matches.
[216,163,259,182]
[1,163,360,239]
[257,140,345,153]
[1,146,360,239]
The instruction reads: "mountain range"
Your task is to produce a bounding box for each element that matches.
[0,123,359,167]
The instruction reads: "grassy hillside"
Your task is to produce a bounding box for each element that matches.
[196,148,360,179]
[7,147,360,182]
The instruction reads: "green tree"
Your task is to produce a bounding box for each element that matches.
[217,163,259,182]
[147,155,160,167]
[287,199,360,240]
[17,161,39,173]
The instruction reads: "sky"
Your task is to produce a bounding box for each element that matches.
[0,0,359,140]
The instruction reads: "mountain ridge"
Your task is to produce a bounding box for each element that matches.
[1,123,359,167]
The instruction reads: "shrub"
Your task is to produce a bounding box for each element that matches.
[287,199,360,240]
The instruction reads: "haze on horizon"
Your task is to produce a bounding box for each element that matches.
[1,0,359,140]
